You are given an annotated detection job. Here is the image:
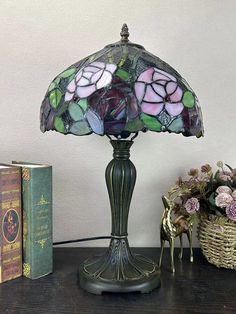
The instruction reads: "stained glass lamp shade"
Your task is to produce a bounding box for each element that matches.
[40,24,203,294]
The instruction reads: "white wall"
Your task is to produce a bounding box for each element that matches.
[1,0,236,247]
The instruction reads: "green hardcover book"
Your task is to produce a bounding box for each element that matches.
[12,162,53,279]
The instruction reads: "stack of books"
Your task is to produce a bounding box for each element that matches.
[0,162,53,283]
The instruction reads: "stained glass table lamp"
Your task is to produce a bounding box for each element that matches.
[40,24,203,294]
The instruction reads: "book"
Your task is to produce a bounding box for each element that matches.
[0,164,22,283]
[12,162,53,279]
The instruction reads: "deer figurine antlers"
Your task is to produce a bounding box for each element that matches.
[159,195,193,273]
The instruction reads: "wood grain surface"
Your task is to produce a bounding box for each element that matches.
[0,248,235,314]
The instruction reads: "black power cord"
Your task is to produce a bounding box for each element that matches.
[53,236,111,246]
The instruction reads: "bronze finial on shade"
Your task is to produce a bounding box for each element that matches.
[120,23,129,42]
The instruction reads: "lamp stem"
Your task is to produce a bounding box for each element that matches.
[106,140,135,237]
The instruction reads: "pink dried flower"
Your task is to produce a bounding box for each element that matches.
[216,186,232,195]
[232,190,236,200]
[215,193,233,208]
[201,164,212,173]
[226,201,236,221]
[176,176,183,186]
[184,197,200,214]
[218,170,232,182]
[188,168,199,177]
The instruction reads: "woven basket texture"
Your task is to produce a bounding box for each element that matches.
[198,214,236,270]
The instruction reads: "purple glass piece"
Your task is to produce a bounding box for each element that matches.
[91,70,103,83]
[86,109,104,135]
[152,83,166,97]
[75,71,83,82]
[45,110,56,130]
[76,85,96,98]
[65,92,74,101]
[88,89,109,119]
[83,72,93,79]
[166,81,177,95]
[96,71,112,89]
[83,66,98,73]
[67,79,76,92]
[138,68,154,83]
[165,102,184,116]
[141,102,163,116]
[110,101,126,120]
[79,77,89,86]
[134,82,145,102]
[127,95,139,120]
[143,85,162,102]
[105,64,117,73]
[169,86,183,102]
[104,120,126,135]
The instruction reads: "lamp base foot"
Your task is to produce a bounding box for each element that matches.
[78,238,161,294]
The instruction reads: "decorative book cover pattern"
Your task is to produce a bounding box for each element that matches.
[0,166,22,283]
[16,164,53,279]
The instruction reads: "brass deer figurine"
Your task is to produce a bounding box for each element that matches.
[159,195,193,273]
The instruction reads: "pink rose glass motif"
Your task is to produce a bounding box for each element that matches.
[65,62,117,101]
[134,68,184,117]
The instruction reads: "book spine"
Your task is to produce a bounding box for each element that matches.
[22,167,32,278]
[0,168,22,283]
[22,167,53,279]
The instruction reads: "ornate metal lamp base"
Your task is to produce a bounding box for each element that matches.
[79,238,160,294]
[79,139,161,294]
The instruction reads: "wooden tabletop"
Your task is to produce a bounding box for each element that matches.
[0,248,235,314]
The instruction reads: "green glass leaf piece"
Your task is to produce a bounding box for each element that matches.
[124,118,144,132]
[48,77,61,92]
[168,117,184,133]
[115,69,130,81]
[70,121,91,135]
[48,82,56,92]
[49,89,62,108]
[78,99,88,111]
[59,68,76,79]
[54,116,65,133]
[56,102,68,116]
[55,77,61,84]
[68,102,84,121]
[183,91,195,108]
[141,113,161,131]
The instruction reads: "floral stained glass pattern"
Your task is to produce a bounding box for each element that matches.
[40,42,203,138]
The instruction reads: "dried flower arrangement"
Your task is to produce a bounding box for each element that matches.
[164,161,236,269]
[166,161,236,222]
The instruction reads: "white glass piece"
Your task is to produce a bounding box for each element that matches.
[96,71,112,89]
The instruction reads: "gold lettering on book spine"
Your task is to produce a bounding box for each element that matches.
[22,168,30,181]
[36,195,50,206]
[3,242,20,253]
[2,200,20,210]
[23,263,30,277]
[36,239,47,248]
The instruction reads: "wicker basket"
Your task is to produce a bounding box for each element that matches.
[198,213,236,270]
